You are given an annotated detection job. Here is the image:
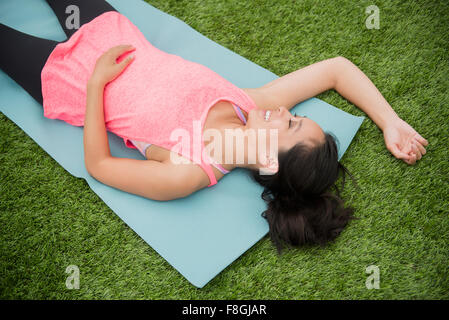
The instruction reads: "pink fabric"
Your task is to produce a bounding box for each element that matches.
[41,11,258,187]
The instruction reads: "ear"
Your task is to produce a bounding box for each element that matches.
[259,155,279,175]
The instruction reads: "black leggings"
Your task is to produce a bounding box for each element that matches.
[0,0,117,105]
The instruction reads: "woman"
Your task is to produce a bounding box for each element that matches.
[1,0,428,253]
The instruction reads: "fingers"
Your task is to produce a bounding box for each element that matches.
[117,54,135,70]
[411,142,422,161]
[403,143,420,165]
[388,143,411,161]
[109,44,135,58]
[404,151,417,165]
[103,45,136,83]
[106,45,135,65]
[402,141,413,155]
[112,45,136,70]
[414,133,429,147]
[414,139,427,156]
[388,143,419,165]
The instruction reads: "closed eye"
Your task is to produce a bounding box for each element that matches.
[289,113,297,128]
[289,114,304,132]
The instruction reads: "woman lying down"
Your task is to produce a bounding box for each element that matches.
[0,0,428,253]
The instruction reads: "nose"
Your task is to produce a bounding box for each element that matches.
[278,106,287,116]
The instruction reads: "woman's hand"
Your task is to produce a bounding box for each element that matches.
[383,117,429,165]
[89,44,136,87]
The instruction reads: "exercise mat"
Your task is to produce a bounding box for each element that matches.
[0,0,364,287]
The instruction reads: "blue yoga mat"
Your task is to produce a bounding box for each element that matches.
[0,0,364,288]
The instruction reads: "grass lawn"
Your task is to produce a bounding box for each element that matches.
[0,0,448,299]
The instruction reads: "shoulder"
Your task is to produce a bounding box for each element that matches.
[241,87,278,111]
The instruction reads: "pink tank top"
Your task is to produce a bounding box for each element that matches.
[130,103,248,175]
[41,11,258,187]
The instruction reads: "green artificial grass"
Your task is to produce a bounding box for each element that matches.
[1,0,448,299]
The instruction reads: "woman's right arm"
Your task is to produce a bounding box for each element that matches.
[87,157,203,201]
[84,45,204,200]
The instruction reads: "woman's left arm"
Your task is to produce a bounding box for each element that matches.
[256,56,428,165]
[332,57,428,165]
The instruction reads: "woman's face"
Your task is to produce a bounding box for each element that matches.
[246,106,325,153]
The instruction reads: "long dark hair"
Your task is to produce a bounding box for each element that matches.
[249,132,358,254]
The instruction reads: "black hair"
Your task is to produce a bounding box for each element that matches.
[249,132,358,254]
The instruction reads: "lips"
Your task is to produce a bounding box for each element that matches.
[258,109,272,121]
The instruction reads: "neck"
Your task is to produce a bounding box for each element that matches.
[209,122,263,172]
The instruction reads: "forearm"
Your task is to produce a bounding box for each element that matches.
[333,57,400,131]
[84,79,111,172]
